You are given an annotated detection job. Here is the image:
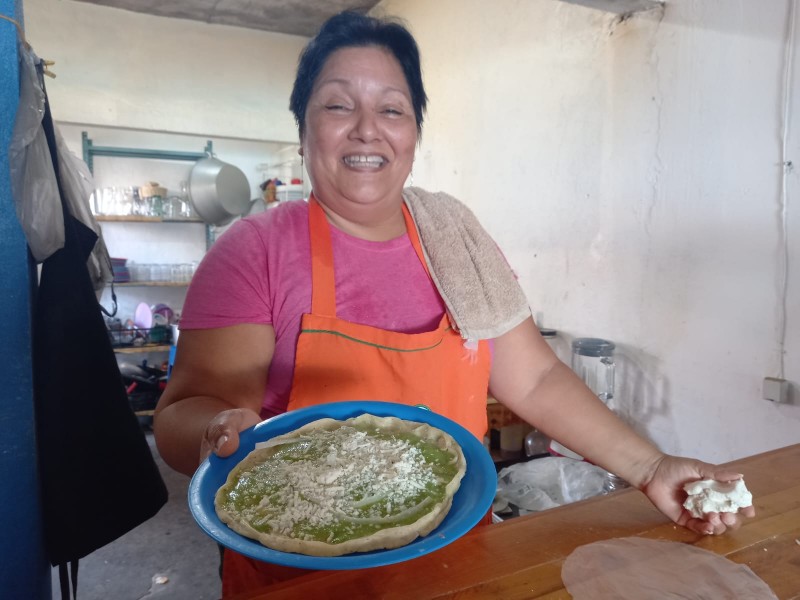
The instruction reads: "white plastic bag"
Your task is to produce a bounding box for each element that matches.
[8,44,64,262]
[495,457,607,514]
[53,128,113,291]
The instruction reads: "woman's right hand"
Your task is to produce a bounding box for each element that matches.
[154,324,275,476]
[199,407,262,464]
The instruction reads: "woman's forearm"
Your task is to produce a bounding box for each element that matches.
[489,319,664,489]
[153,395,236,476]
[153,325,274,476]
[506,361,664,489]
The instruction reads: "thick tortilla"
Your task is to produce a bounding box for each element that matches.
[214,413,466,557]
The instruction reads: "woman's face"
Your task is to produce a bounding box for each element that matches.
[302,45,418,217]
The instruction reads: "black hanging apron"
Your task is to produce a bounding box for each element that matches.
[32,66,168,599]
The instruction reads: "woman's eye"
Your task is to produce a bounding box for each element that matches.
[382,108,403,116]
[326,104,349,112]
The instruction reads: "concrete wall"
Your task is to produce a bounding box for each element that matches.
[20,0,799,463]
[0,1,50,597]
[23,0,308,142]
[378,0,799,462]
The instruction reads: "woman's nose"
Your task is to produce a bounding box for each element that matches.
[349,109,380,142]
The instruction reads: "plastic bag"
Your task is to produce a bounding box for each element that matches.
[495,457,607,514]
[8,44,65,262]
[53,127,113,291]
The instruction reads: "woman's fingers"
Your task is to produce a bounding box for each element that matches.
[710,470,744,482]
[199,408,261,464]
[685,507,755,536]
[206,413,239,457]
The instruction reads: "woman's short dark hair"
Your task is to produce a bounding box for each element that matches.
[289,11,428,138]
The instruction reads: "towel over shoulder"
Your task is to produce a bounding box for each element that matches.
[403,187,531,343]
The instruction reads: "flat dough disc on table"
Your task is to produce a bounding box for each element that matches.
[562,537,778,600]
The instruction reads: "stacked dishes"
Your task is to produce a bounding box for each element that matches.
[111,257,130,283]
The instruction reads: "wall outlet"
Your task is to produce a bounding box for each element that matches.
[762,377,789,403]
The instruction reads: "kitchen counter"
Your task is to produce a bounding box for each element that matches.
[234,444,800,599]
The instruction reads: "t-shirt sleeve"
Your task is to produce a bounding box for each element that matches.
[179,218,272,329]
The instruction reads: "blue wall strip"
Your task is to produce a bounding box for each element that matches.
[0,0,51,597]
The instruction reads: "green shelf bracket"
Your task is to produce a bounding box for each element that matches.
[82,131,216,250]
[82,131,213,174]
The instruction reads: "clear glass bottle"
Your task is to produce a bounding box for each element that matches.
[150,195,163,217]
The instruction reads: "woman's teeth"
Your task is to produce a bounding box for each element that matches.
[344,155,385,167]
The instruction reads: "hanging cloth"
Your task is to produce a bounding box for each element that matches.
[10,43,113,293]
[8,43,64,262]
[32,64,168,599]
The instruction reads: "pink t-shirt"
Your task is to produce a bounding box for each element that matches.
[180,200,447,417]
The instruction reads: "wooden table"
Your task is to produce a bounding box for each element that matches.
[236,444,800,599]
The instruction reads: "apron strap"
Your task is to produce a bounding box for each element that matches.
[401,201,432,279]
[308,194,432,317]
[58,561,79,600]
[308,195,337,316]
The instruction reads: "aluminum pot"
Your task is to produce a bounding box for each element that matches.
[188,157,251,226]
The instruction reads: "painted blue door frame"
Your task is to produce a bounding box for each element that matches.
[1,1,51,597]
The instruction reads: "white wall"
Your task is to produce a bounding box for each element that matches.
[23,0,310,339]
[23,0,799,462]
[23,0,307,142]
[378,0,799,462]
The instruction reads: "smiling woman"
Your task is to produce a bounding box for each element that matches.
[154,9,755,600]
[299,45,419,240]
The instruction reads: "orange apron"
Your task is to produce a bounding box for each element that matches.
[222,195,492,597]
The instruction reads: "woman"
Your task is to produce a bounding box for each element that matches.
[154,10,752,597]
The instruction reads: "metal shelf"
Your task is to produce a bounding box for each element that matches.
[82,132,213,174]
[114,281,190,287]
[96,215,204,224]
[114,345,171,354]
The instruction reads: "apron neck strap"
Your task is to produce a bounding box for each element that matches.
[308,194,337,316]
[401,199,430,274]
[308,194,431,317]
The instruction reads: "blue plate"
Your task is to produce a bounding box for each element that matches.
[188,401,496,570]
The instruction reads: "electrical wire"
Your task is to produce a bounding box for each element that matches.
[777,0,797,379]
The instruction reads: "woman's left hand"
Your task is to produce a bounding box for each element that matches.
[640,455,756,535]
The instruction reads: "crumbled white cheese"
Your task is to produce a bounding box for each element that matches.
[238,426,449,539]
[683,479,753,518]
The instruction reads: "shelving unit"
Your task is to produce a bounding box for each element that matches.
[115,282,190,288]
[97,215,204,224]
[115,345,171,354]
[82,132,213,174]
[86,133,209,374]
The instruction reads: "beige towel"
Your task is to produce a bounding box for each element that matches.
[403,187,531,343]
